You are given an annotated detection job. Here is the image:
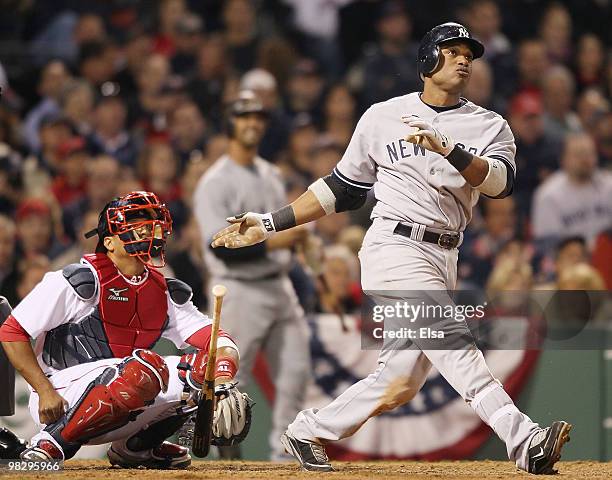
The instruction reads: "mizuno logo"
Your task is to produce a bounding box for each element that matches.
[109,287,128,296]
[108,287,129,302]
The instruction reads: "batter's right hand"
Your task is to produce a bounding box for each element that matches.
[211,212,272,249]
[38,387,68,424]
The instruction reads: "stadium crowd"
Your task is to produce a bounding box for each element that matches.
[0,0,611,323]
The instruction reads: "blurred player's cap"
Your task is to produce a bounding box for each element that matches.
[16,199,51,221]
[229,90,268,117]
[57,136,87,159]
[509,92,543,117]
[175,13,203,35]
[291,59,321,77]
[240,68,277,92]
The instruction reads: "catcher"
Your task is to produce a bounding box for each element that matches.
[0,191,252,468]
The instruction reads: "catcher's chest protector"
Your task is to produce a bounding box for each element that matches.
[43,254,169,369]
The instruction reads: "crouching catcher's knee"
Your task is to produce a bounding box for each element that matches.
[45,349,169,458]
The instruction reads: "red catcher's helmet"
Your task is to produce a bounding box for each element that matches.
[85,191,172,268]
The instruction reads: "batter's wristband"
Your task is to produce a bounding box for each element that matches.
[445,145,473,172]
[215,357,238,379]
[271,205,296,232]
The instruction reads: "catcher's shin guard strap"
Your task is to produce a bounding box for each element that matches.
[45,351,168,455]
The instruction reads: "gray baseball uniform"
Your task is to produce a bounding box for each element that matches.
[194,154,310,459]
[287,93,540,470]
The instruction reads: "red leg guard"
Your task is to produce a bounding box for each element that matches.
[52,350,169,446]
[114,349,170,403]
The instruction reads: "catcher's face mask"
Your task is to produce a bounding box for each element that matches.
[88,191,173,268]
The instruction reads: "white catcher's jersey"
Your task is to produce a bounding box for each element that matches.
[11,265,237,376]
[335,92,516,232]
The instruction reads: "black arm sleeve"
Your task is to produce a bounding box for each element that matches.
[324,171,370,212]
[209,242,267,262]
[482,156,515,199]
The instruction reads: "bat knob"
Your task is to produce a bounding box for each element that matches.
[212,284,227,298]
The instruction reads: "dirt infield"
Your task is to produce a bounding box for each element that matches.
[1,460,611,480]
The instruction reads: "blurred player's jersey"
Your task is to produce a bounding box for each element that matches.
[195,154,292,280]
[335,92,516,232]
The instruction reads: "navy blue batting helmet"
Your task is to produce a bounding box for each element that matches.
[417,22,484,80]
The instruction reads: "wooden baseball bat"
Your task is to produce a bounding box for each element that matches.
[192,284,227,457]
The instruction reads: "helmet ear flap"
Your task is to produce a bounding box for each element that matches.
[419,44,441,80]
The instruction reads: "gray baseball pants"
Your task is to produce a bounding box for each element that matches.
[287,218,540,469]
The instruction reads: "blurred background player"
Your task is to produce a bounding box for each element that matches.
[194,91,311,460]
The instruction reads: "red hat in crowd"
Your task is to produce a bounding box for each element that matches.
[509,92,543,117]
[56,136,87,160]
[15,199,51,221]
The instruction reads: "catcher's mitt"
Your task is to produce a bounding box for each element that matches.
[211,382,254,447]
[177,382,254,448]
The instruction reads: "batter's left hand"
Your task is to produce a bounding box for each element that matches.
[211,212,271,249]
[402,116,455,157]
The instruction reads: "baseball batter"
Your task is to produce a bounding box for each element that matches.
[0,191,252,467]
[212,23,571,474]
